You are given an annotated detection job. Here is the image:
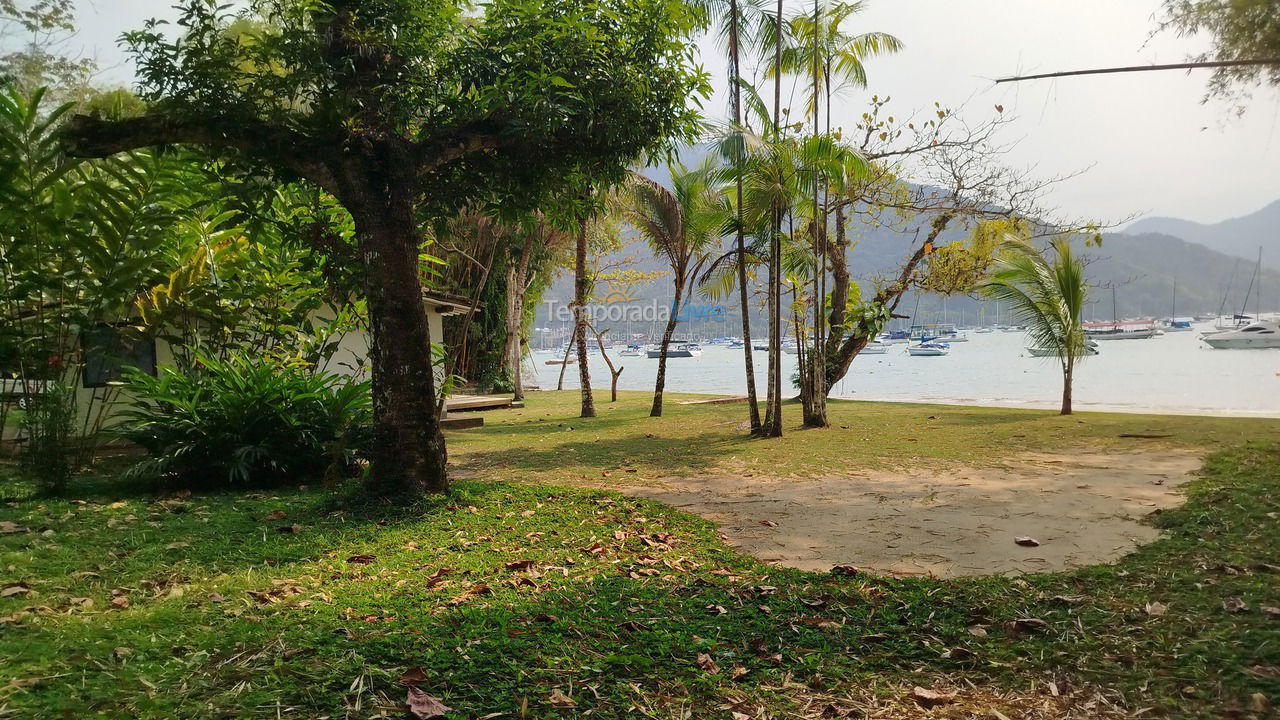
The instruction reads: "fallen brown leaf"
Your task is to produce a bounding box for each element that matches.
[1223,596,1248,613]
[399,666,429,687]
[1003,618,1049,636]
[504,560,535,572]
[346,554,376,564]
[259,510,287,522]
[110,595,130,609]
[1145,601,1167,617]
[449,582,490,606]
[0,583,30,598]
[911,686,957,707]
[696,652,720,674]
[547,688,577,709]
[406,686,451,719]
[1014,536,1040,547]
[0,521,26,534]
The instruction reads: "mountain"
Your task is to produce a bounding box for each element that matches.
[533,223,1279,341]
[1123,199,1280,263]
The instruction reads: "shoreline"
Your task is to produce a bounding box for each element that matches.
[530,386,1280,420]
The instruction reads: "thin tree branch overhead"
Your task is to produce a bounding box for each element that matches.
[996,58,1280,84]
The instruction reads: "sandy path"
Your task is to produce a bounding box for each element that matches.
[623,450,1202,578]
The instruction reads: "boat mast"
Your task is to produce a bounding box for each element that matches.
[1217,258,1239,323]
[1239,247,1261,321]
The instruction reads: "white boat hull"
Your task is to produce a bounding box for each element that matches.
[1201,321,1280,349]
[1087,328,1155,340]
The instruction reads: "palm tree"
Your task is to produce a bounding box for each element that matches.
[978,237,1088,415]
[778,1,902,133]
[691,0,767,432]
[622,161,723,417]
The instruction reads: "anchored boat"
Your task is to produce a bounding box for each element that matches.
[1201,320,1280,349]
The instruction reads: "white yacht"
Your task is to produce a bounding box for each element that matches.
[1201,321,1280,349]
[861,340,889,354]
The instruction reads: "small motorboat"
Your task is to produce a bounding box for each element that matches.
[907,342,950,357]
[619,344,644,357]
[648,343,704,358]
[861,340,889,355]
[781,340,799,355]
[1201,320,1280,349]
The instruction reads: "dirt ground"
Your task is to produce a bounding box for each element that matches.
[622,450,1203,578]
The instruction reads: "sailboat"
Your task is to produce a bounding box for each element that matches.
[1085,287,1155,340]
[1202,248,1276,348]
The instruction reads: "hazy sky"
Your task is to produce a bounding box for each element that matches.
[37,0,1280,226]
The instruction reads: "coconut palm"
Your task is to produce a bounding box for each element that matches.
[621,160,724,417]
[978,237,1088,415]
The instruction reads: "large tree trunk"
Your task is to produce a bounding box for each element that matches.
[354,196,448,495]
[650,280,685,417]
[729,0,761,433]
[574,214,596,418]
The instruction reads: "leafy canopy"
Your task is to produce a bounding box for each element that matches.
[115,0,711,216]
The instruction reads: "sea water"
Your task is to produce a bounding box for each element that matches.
[533,325,1280,417]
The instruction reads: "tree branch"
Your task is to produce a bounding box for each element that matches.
[60,112,338,191]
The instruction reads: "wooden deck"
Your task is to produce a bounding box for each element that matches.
[441,394,524,430]
[445,394,524,412]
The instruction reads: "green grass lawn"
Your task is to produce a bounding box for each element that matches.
[449,391,1280,483]
[1,394,1278,718]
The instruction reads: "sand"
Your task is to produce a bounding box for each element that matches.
[622,450,1202,578]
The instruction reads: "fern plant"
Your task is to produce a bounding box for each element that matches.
[113,355,372,487]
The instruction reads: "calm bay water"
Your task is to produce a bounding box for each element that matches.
[533,324,1280,417]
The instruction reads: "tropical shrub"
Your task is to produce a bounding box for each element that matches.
[18,383,76,495]
[114,356,372,487]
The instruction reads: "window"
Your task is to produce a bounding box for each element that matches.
[81,325,157,388]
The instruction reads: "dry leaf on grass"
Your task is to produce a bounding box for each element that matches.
[547,688,576,709]
[424,568,451,588]
[346,554,376,564]
[697,652,720,674]
[406,686,451,719]
[1,583,30,598]
[1223,596,1248,613]
[0,521,25,534]
[449,582,490,606]
[259,510,287,522]
[399,666,430,687]
[1145,601,1167,617]
[911,686,957,707]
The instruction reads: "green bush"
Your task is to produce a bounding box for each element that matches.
[114,356,372,487]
